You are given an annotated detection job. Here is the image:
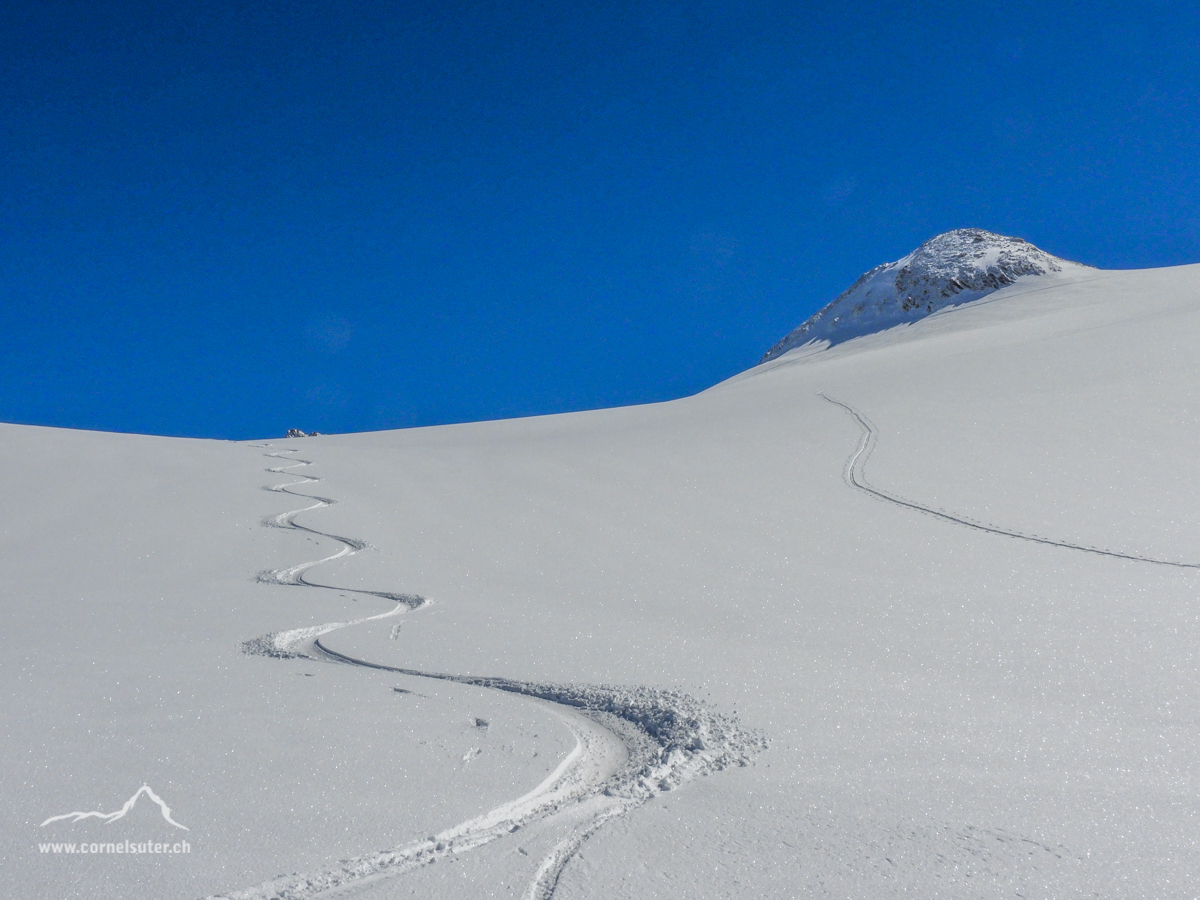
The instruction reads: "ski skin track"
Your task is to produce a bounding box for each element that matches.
[212,447,763,900]
[821,392,1200,569]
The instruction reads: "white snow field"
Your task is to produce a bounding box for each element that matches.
[6,238,1200,898]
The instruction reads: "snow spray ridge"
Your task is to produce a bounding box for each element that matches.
[822,393,1200,569]
[217,447,765,900]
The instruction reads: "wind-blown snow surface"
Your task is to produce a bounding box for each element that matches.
[6,260,1200,898]
[762,228,1093,359]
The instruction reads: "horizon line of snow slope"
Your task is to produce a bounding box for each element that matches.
[761,227,1095,361]
[6,257,1200,898]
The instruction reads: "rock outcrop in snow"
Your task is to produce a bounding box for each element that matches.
[761,229,1091,361]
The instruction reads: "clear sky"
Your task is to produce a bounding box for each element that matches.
[5,0,1200,439]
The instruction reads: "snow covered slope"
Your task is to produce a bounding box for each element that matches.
[6,256,1200,899]
[762,228,1093,359]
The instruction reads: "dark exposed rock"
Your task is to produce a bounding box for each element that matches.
[761,229,1091,361]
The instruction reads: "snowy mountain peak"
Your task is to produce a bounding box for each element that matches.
[761,229,1091,362]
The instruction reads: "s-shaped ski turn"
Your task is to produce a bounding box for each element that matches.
[211,448,765,900]
[821,392,1200,570]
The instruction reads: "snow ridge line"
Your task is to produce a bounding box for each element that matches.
[820,393,1200,569]
[219,448,765,900]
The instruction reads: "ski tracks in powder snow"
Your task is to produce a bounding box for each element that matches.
[211,448,765,900]
[821,392,1200,570]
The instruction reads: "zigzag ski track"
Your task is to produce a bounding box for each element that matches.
[212,446,765,900]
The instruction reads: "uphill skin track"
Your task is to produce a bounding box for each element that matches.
[821,393,1200,570]
[209,447,764,900]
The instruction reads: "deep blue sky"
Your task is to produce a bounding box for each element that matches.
[4,1,1200,439]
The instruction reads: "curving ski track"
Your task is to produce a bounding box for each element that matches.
[821,392,1200,570]
[211,448,764,900]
